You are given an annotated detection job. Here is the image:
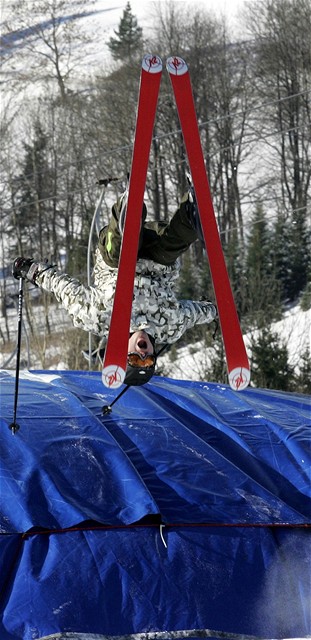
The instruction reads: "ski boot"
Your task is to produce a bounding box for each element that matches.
[115,187,147,235]
[186,173,204,243]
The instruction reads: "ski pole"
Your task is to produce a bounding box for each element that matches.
[102,385,130,415]
[9,277,24,434]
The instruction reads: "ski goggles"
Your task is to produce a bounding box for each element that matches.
[127,352,156,369]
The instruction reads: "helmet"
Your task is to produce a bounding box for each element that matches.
[124,352,156,386]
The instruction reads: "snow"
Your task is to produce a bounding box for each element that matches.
[160,305,311,382]
[1,0,250,72]
[245,306,311,374]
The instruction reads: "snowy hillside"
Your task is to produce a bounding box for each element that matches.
[0,0,249,97]
[160,305,310,382]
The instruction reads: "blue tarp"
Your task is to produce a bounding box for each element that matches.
[0,369,310,639]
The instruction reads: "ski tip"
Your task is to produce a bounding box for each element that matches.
[102,365,126,389]
[166,56,188,76]
[228,367,251,392]
[142,54,162,74]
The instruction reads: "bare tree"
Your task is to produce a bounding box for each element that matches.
[148,4,256,246]
[244,0,311,300]
[244,0,311,215]
[2,0,95,99]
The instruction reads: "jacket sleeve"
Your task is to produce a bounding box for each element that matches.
[161,299,217,344]
[180,300,217,327]
[36,267,111,337]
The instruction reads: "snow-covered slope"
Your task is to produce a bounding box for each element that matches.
[160,305,310,382]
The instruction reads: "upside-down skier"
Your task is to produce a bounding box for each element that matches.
[13,190,217,385]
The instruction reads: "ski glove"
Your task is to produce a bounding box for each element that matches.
[12,257,53,285]
[201,300,218,320]
[181,189,204,242]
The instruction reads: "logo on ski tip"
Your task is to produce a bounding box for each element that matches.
[142,54,162,73]
[102,365,125,389]
[228,367,250,391]
[166,56,188,76]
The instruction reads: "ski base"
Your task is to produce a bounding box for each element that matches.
[167,55,250,391]
[102,54,163,389]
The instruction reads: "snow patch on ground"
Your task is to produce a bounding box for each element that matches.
[245,306,311,374]
[160,306,310,382]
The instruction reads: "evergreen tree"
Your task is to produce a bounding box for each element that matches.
[245,204,281,325]
[250,327,295,390]
[272,214,292,303]
[272,213,310,303]
[295,347,311,394]
[300,264,311,311]
[208,336,227,385]
[108,2,144,63]
[177,250,203,300]
[225,229,247,319]
[288,207,311,301]
[10,122,55,257]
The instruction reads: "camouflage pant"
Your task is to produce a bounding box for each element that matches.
[98,197,198,268]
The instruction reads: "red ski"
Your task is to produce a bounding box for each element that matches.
[102,54,162,389]
[167,56,250,391]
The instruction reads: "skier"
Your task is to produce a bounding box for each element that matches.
[12,191,217,385]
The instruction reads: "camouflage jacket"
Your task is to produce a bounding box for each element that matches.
[37,248,217,345]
